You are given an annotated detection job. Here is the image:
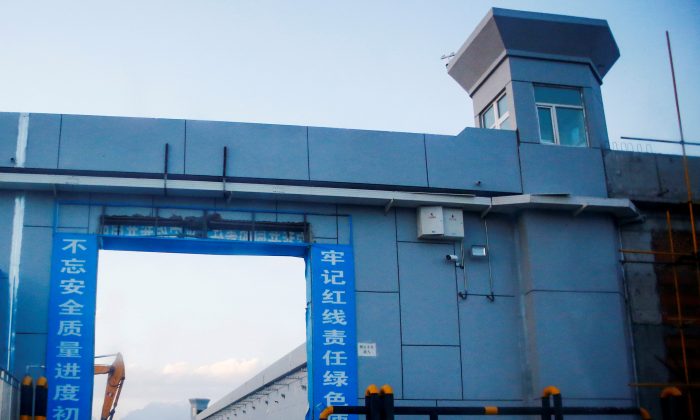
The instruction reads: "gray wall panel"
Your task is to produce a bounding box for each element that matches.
[519,143,607,196]
[25,113,61,168]
[425,130,521,193]
[462,213,518,296]
[509,57,598,88]
[402,346,462,399]
[309,127,427,187]
[185,121,308,180]
[0,270,8,369]
[14,333,47,378]
[525,292,633,400]
[582,87,609,149]
[58,115,185,174]
[0,193,15,274]
[24,192,55,228]
[15,226,53,334]
[0,113,19,167]
[517,212,620,293]
[356,292,403,398]
[459,297,523,400]
[340,206,398,292]
[398,242,459,345]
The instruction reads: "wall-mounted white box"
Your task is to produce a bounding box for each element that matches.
[443,208,464,239]
[417,206,464,239]
[417,206,444,238]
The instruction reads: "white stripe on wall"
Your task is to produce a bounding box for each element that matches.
[6,113,28,369]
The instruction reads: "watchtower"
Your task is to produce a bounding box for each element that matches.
[447,8,619,149]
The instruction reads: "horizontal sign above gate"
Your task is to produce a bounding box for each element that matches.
[100,215,308,243]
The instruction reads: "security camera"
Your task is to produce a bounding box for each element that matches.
[446,254,459,262]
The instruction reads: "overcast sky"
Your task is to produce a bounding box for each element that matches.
[1,0,699,418]
[93,252,306,420]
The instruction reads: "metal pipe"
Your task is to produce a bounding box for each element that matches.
[483,219,495,301]
[666,210,694,418]
[631,382,700,388]
[666,31,700,312]
[619,248,693,257]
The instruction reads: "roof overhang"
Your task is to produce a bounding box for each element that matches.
[447,8,620,95]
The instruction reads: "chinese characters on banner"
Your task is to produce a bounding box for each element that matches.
[311,245,358,420]
[46,234,98,420]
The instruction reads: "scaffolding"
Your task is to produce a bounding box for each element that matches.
[618,31,700,419]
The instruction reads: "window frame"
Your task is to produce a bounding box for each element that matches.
[534,85,589,147]
[480,92,510,130]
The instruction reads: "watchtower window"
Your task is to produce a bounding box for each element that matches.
[480,93,511,130]
[535,85,588,147]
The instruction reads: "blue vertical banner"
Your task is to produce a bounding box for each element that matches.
[46,233,98,420]
[310,244,358,420]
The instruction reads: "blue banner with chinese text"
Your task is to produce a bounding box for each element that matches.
[46,233,98,420]
[310,244,358,420]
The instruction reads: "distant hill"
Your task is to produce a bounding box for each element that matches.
[121,402,190,420]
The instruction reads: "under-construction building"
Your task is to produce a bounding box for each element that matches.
[0,7,698,420]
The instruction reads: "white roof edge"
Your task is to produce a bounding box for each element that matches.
[491,194,640,218]
[198,343,307,419]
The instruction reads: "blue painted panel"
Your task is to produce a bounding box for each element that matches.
[57,203,90,229]
[395,208,418,242]
[339,206,398,292]
[511,81,540,144]
[309,244,358,419]
[58,115,185,174]
[0,113,19,167]
[14,333,47,378]
[26,113,61,168]
[46,234,99,420]
[16,227,53,334]
[214,198,276,211]
[459,297,522,400]
[309,127,427,186]
[356,292,403,398]
[398,242,459,345]
[402,346,462,399]
[435,400,529,420]
[0,194,15,274]
[518,212,620,292]
[509,57,598,88]
[308,215,337,239]
[582,87,608,149]
[526,291,633,399]
[426,130,521,193]
[462,214,518,296]
[519,143,607,197]
[0,270,8,369]
[185,121,309,180]
[24,192,55,227]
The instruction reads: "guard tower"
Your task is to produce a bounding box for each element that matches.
[447,8,619,149]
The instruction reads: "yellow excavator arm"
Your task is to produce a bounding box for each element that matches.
[94,353,126,420]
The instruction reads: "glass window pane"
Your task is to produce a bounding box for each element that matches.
[534,86,582,106]
[556,108,587,147]
[482,105,495,128]
[537,107,555,143]
[500,116,512,130]
[497,95,508,118]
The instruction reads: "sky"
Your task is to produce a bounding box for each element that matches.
[93,252,306,419]
[0,0,698,149]
[1,0,699,418]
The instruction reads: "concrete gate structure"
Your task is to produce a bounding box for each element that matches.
[0,7,698,420]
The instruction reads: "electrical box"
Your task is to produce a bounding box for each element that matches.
[417,206,444,238]
[443,208,464,239]
[417,207,464,239]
